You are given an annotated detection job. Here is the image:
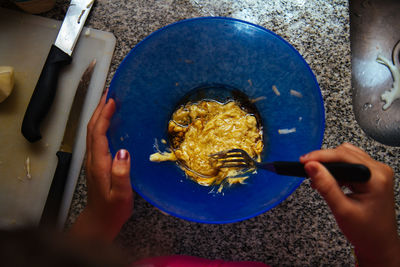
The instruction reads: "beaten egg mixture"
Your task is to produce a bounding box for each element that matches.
[150,100,263,187]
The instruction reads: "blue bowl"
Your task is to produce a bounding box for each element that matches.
[107,17,325,224]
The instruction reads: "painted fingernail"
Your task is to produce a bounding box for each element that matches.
[117,149,129,161]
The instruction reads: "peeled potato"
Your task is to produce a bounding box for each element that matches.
[0,66,15,103]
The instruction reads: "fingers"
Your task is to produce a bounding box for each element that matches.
[88,98,116,193]
[111,149,133,199]
[91,98,116,161]
[300,143,371,164]
[87,90,108,154]
[337,143,372,162]
[301,148,357,164]
[304,161,354,216]
[300,143,374,194]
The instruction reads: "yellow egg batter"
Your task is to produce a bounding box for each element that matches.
[150,100,263,187]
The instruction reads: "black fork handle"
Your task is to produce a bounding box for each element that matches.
[268,161,371,183]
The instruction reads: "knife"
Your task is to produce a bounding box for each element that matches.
[22,0,95,143]
[39,59,96,227]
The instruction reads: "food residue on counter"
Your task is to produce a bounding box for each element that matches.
[25,156,31,179]
[84,29,91,37]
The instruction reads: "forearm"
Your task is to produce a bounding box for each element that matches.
[356,236,400,267]
[68,208,122,243]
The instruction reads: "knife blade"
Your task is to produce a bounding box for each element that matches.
[39,59,96,227]
[21,0,95,143]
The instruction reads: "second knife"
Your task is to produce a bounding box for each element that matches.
[40,59,96,227]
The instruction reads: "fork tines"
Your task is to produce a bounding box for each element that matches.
[209,149,246,158]
[209,149,251,168]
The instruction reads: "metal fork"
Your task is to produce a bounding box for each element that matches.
[210,149,371,183]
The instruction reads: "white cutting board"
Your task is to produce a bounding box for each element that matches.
[0,8,116,228]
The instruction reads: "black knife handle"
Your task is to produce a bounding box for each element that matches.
[40,151,72,227]
[273,162,371,183]
[22,45,72,142]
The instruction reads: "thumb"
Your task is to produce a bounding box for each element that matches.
[111,149,132,196]
[304,161,349,213]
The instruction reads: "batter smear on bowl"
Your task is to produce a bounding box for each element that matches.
[150,100,263,188]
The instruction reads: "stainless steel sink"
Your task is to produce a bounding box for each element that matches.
[350,0,400,146]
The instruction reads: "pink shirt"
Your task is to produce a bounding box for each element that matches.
[132,255,270,267]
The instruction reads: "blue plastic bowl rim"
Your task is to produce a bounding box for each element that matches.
[107,16,326,224]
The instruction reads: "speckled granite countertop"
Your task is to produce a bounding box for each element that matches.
[3,0,400,266]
